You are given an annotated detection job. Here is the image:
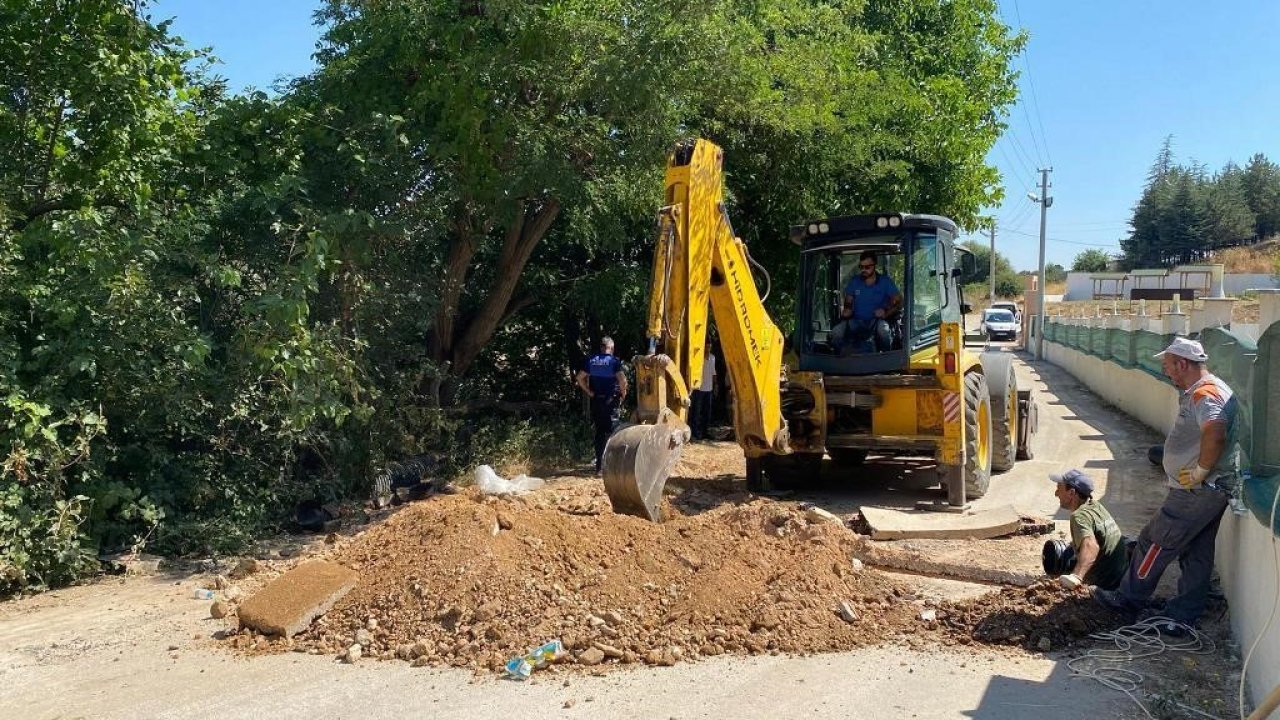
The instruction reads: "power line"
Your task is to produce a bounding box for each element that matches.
[1000,197,1037,229]
[1004,127,1043,180]
[1010,0,1053,166]
[998,0,1054,169]
[1052,220,1131,229]
[996,142,1037,190]
[1000,227,1119,247]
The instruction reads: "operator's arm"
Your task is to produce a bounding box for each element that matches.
[1072,535,1101,583]
[884,290,903,316]
[874,277,902,319]
[841,292,854,319]
[575,369,594,398]
[615,370,628,399]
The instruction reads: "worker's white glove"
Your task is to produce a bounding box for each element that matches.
[1058,573,1082,590]
[1177,464,1210,489]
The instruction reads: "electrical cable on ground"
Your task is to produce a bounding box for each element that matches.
[1069,616,1220,719]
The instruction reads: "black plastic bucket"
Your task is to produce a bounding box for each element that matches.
[1042,538,1076,576]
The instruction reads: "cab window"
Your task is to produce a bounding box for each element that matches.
[909,233,942,347]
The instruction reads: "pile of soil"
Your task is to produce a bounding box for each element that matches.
[221,445,1128,671]
[937,582,1130,652]
[271,480,935,671]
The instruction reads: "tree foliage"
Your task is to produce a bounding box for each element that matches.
[1122,137,1279,268]
[1,0,1025,595]
[1071,249,1111,273]
[959,241,1021,297]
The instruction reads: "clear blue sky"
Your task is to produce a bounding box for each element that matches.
[152,0,1279,272]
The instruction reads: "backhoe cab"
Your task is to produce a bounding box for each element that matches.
[761,213,1035,502]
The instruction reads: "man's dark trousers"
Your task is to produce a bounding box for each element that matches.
[591,394,619,471]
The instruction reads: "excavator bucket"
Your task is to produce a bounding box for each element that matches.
[601,411,689,522]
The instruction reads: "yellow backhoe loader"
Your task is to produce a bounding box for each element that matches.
[602,139,1035,521]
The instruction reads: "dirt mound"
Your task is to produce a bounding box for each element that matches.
[935,582,1129,651]
[267,481,936,671]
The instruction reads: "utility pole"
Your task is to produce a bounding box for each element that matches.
[1029,168,1054,360]
[988,222,997,301]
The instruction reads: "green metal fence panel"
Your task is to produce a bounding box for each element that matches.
[1108,327,1134,367]
[1134,330,1173,379]
[1243,473,1280,533]
[1090,326,1107,357]
[1256,323,1280,477]
[1202,327,1257,473]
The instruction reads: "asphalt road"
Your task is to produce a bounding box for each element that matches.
[1,348,1183,720]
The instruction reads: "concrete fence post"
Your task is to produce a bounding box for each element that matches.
[1193,297,1236,334]
[1260,290,1280,331]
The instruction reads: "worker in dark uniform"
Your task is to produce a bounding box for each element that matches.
[575,336,629,474]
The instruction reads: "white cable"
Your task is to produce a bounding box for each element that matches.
[1238,479,1280,719]
[1069,616,1220,719]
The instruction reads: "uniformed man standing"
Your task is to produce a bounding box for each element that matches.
[576,336,629,474]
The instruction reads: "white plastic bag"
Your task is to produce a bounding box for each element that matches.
[474,464,545,495]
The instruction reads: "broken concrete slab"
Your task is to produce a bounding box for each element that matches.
[237,561,357,637]
[853,533,1051,587]
[859,504,1022,541]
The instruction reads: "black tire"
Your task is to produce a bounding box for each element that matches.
[963,371,994,498]
[1017,399,1036,460]
[981,352,1018,473]
[828,448,869,466]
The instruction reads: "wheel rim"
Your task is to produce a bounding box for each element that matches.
[977,396,992,469]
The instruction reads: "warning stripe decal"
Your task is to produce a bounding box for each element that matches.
[942,393,961,423]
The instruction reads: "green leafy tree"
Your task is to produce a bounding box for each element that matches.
[1124,141,1278,268]
[959,241,1021,297]
[298,0,1024,402]
[1,0,211,592]
[1071,249,1111,272]
[1242,154,1280,239]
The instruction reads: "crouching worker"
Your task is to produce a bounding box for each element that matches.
[1043,469,1128,591]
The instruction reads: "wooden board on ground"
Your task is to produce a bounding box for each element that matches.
[860,504,1022,541]
[238,560,358,637]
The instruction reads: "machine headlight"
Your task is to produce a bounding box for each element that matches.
[875,217,888,229]
[888,216,902,228]
[808,223,820,235]
[818,222,830,233]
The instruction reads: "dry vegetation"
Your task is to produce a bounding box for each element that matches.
[1212,239,1279,273]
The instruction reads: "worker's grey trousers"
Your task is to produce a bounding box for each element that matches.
[1118,486,1228,624]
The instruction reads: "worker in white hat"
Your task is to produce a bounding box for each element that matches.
[1094,337,1238,636]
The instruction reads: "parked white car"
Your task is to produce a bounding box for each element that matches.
[989,301,1021,324]
[980,308,1019,341]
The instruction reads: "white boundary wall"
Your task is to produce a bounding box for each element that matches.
[1064,272,1279,301]
[1044,337,1280,707]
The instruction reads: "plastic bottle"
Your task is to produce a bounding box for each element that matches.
[504,639,563,680]
[193,588,215,600]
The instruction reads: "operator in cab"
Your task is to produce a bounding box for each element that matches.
[834,250,902,354]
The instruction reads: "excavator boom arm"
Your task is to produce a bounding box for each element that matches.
[604,139,788,521]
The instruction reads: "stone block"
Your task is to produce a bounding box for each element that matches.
[238,561,358,638]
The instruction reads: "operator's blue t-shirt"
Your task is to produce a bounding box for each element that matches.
[585,353,623,397]
[844,273,900,322]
